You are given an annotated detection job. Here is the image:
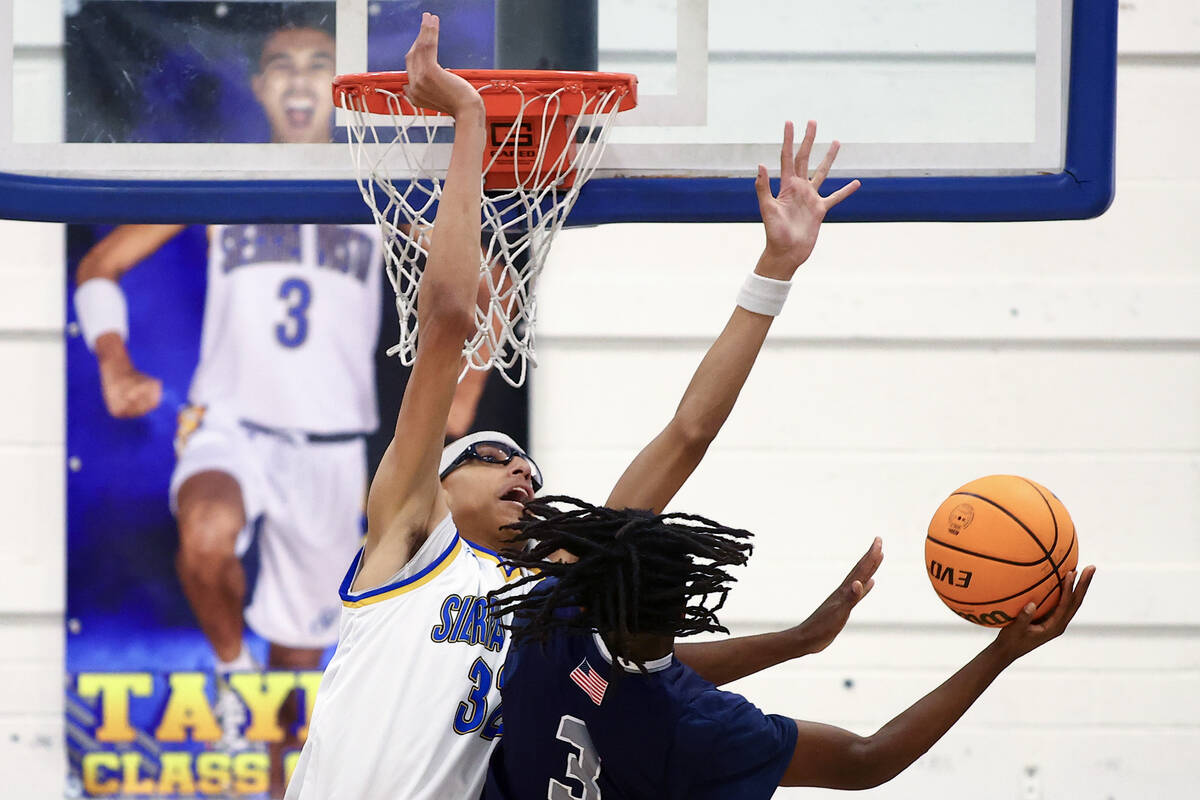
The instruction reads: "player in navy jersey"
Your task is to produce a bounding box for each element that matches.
[485,496,1095,799]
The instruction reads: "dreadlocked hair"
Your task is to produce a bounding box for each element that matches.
[488,495,754,672]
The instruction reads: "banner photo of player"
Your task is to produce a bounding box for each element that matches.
[63,2,512,798]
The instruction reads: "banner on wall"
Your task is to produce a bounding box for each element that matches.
[63,3,512,797]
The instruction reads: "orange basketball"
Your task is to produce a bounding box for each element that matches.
[925,475,1078,628]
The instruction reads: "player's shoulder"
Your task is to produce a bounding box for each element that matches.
[340,514,468,607]
[667,683,798,799]
[673,680,791,747]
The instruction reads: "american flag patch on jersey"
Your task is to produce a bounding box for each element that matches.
[569,659,608,705]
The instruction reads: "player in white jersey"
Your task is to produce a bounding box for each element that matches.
[289,14,876,800]
[69,12,491,795]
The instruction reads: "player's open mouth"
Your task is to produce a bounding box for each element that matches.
[499,485,532,505]
[284,96,316,128]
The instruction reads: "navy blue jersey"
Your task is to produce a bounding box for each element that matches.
[482,613,798,800]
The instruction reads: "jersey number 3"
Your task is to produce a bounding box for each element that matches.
[275,277,312,348]
[548,715,602,800]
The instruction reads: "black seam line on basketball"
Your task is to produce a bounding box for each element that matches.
[953,491,1058,568]
[933,531,1077,606]
[933,532,1076,606]
[1018,479,1061,555]
[926,535,1044,567]
[1032,575,1061,611]
[1020,478,1066,599]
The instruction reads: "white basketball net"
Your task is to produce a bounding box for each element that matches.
[340,79,629,388]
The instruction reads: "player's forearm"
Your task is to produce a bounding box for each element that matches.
[675,626,809,687]
[94,332,133,366]
[857,642,1012,787]
[75,224,185,283]
[671,305,772,447]
[419,109,486,337]
[606,279,778,511]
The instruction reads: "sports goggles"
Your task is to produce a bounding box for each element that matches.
[439,440,543,491]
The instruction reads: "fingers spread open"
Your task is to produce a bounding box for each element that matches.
[754,163,773,209]
[822,179,862,211]
[811,141,840,191]
[780,121,795,180]
[795,120,817,181]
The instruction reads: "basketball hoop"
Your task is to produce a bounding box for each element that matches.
[334,69,637,387]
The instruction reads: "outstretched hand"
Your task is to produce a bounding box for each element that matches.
[755,120,861,280]
[404,13,483,118]
[793,537,883,655]
[993,566,1096,663]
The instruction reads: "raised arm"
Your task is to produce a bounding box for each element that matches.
[73,224,187,418]
[606,121,859,513]
[676,537,882,685]
[780,566,1095,790]
[357,13,487,589]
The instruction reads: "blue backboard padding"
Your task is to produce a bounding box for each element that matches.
[0,0,1116,224]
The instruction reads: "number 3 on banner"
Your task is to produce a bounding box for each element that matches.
[276,277,311,347]
[548,715,602,800]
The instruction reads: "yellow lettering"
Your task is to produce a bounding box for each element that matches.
[233,752,269,796]
[229,672,297,743]
[196,752,232,796]
[119,752,155,795]
[296,671,323,741]
[82,752,120,796]
[156,752,197,796]
[76,673,153,743]
[284,750,302,789]
[154,673,221,743]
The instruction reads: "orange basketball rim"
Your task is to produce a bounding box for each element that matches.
[333,69,638,190]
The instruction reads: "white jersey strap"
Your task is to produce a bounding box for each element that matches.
[340,514,460,607]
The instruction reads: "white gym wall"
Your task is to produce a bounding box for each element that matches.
[1,3,1196,799]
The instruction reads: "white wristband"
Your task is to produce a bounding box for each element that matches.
[74,278,129,350]
[736,272,791,316]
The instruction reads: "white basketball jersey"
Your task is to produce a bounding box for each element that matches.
[189,224,382,433]
[286,514,523,800]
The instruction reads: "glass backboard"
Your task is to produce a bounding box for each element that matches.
[1,0,1116,223]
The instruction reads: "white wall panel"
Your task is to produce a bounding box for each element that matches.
[772,730,1200,799]
[1118,0,1200,54]
[0,341,63,446]
[0,448,64,613]
[1114,66,1198,179]
[540,187,1200,342]
[0,717,64,799]
[728,665,1196,728]
[0,222,63,330]
[535,345,1200,452]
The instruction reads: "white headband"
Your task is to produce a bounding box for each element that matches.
[439,430,530,477]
